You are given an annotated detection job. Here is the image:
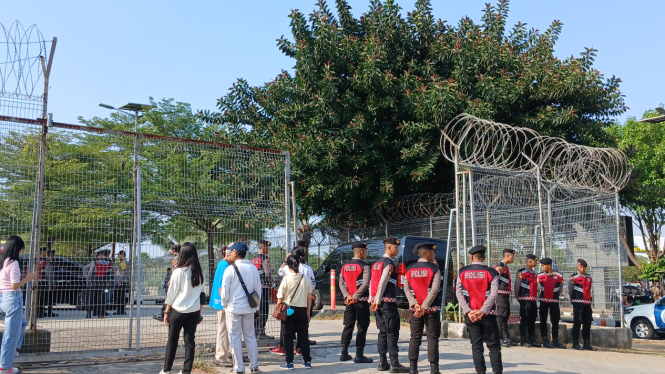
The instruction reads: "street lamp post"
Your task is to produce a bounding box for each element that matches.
[99,102,148,350]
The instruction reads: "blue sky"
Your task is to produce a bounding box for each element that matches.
[3,0,664,125]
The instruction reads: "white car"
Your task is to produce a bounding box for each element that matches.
[624,296,665,339]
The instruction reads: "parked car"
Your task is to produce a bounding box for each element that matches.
[313,236,454,310]
[624,296,665,339]
[18,255,90,310]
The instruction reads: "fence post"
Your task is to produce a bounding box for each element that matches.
[285,154,291,253]
[441,208,456,321]
[614,190,625,327]
[290,181,297,247]
[26,113,51,330]
[330,269,336,310]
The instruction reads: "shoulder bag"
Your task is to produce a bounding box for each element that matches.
[272,275,303,322]
[232,264,260,308]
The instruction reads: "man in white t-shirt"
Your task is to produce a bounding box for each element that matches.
[221,242,261,374]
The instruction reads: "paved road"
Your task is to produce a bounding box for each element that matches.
[18,318,665,374]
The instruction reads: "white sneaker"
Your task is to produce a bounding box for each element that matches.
[1,368,20,374]
[158,370,170,374]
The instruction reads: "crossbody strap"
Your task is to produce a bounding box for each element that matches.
[286,275,303,305]
[232,264,253,300]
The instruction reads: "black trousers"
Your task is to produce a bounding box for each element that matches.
[495,294,511,340]
[341,301,370,349]
[375,302,400,357]
[46,287,55,316]
[114,284,129,314]
[518,300,537,339]
[37,283,48,316]
[284,307,311,364]
[572,303,593,343]
[539,302,560,340]
[164,309,199,374]
[409,311,441,364]
[465,315,502,374]
[255,288,270,335]
[86,281,106,316]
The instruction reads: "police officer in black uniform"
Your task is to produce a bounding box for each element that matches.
[495,248,516,347]
[251,239,273,339]
[404,243,441,374]
[371,237,408,373]
[339,242,373,364]
[569,259,596,351]
[455,245,502,374]
[537,257,565,349]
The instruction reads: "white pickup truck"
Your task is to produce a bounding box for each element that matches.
[624,296,665,339]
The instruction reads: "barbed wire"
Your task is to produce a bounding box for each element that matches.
[0,21,49,99]
[441,114,631,192]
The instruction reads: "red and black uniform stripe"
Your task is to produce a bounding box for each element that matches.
[458,264,498,315]
[495,261,511,295]
[537,272,563,303]
[370,257,397,303]
[570,273,592,304]
[405,262,441,313]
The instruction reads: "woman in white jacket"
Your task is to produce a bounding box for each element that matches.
[160,243,205,374]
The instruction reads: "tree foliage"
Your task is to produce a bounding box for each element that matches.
[610,108,665,263]
[200,0,626,221]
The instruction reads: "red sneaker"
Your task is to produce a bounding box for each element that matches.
[295,348,302,356]
[269,347,285,356]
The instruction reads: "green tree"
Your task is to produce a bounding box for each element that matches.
[200,0,626,221]
[610,108,665,263]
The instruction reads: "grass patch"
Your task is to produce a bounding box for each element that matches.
[192,357,214,374]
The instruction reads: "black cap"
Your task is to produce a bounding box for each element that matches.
[117,250,126,256]
[503,248,516,254]
[414,243,437,253]
[297,240,308,247]
[577,259,588,267]
[352,242,368,250]
[526,254,538,261]
[469,245,486,255]
[540,257,552,265]
[259,240,271,246]
[383,237,400,245]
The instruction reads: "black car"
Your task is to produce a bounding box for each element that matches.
[19,255,90,310]
[313,236,454,310]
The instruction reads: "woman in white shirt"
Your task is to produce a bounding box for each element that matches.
[160,243,205,374]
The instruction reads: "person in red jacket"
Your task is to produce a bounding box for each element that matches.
[515,254,540,347]
[569,259,596,351]
[494,248,516,347]
[537,257,565,349]
[455,245,502,374]
[339,242,373,364]
[404,243,441,374]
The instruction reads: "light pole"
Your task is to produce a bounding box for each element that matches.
[99,102,148,350]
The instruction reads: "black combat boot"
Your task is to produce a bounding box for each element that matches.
[542,337,553,348]
[583,340,597,351]
[340,346,352,362]
[529,337,542,348]
[408,360,418,374]
[378,354,391,371]
[519,334,531,347]
[508,338,518,346]
[572,340,582,350]
[552,339,566,349]
[354,347,373,364]
[389,355,410,374]
[430,363,440,374]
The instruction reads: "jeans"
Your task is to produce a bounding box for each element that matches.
[0,291,27,370]
[164,309,199,374]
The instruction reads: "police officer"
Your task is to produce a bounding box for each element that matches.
[114,250,131,315]
[339,242,373,364]
[455,245,502,374]
[370,237,408,373]
[251,239,273,339]
[84,250,112,319]
[45,250,58,317]
[515,254,540,347]
[536,257,565,349]
[494,248,516,347]
[404,243,441,374]
[569,259,596,351]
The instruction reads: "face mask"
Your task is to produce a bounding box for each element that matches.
[286,308,294,316]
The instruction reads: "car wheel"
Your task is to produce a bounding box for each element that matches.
[632,318,655,339]
[312,289,323,310]
[75,290,86,311]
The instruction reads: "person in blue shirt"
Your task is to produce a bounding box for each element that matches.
[210,247,234,368]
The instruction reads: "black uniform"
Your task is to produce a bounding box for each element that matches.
[251,252,273,337]
[455,248,502,374]
[404,258,441,370]
[570,271,594,348]
[537,270,563,345]
[494,261,513,344]
[371,254,404,371]
[339,257,371,359]
[515,268,538,345]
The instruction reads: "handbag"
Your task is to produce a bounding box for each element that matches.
[232,264,260,309]
[272,275,303,322]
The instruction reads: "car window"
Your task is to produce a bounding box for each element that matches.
[366,240,384,263]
